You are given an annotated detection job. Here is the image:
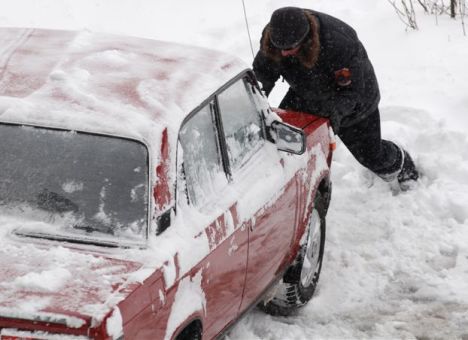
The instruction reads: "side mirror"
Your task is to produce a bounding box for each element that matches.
[271,121,306,155]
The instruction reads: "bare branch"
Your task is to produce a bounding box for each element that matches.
[388,0,419,29]
[417,0,429,12]
[389,0,468,32]
[451,0,457,18]
[459,0,467,35]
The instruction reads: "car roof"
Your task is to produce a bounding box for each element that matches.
[0,27,248,144]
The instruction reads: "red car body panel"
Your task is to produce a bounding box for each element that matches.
[0,244,145,338]
[239,177,297,312]
[0,28,333,340]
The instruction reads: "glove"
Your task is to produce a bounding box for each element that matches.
[329,114,342,135]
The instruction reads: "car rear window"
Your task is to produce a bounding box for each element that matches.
[0,124,148,246]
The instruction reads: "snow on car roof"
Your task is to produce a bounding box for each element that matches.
[0,27,248,144]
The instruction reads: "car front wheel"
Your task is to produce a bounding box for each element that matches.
[259,192,326,316]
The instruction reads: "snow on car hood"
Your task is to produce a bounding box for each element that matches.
[0,224,146,328]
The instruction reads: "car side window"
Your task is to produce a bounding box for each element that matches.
[179,103,227,207]
[217,78,265,171]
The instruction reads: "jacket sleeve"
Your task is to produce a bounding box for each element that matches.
[252,51,281,97]
[321,39,368,133]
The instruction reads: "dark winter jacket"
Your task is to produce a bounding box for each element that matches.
[253,9,380,132]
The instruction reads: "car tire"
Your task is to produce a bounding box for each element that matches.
[259,192,326,316]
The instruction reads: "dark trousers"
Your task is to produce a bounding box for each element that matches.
[338,109,402,176]
[279,92,402,176]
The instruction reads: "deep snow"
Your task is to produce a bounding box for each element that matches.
[1,0,468,339]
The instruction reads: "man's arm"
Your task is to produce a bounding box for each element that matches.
[321,41,368,133]
[252,51,281,97]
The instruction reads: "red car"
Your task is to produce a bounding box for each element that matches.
[0,28,334,340]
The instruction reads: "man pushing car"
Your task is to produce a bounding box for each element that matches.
[253,7,419,190]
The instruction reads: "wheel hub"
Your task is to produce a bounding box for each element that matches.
[300,209,321,287]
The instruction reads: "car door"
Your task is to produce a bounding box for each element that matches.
[178,101,249,338]
[215,76,298,312]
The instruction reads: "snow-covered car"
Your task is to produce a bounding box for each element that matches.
[0,28,334,340]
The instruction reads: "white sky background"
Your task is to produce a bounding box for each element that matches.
[1,0,468,338]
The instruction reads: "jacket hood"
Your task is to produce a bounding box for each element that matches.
[260,10,321,69]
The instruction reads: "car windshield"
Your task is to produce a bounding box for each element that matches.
[0,124,149,246]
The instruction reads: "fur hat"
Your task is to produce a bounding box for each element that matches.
[261,10,321,69]
[269,7,310,50]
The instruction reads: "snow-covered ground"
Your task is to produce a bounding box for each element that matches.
[1,0,468,338]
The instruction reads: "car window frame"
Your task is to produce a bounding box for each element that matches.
[175,70,268,210]
[214,77,267,174]
[177,100,228,208]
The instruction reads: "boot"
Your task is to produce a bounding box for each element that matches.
[376,147,419,190]
[397,149,419,190]
[375,146,404,183]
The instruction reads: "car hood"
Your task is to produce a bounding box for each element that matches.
[0,237,145,329]
[273,108,323,129]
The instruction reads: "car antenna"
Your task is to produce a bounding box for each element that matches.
[241,0,255,60]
